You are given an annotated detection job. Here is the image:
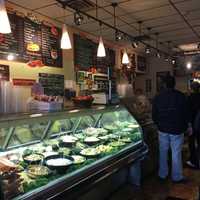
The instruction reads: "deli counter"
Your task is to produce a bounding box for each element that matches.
[0,105,148,200]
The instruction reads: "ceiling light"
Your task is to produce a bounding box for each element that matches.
[61,24,71,49]
[74,11,83,26]
[186,62,192,69]
[115,30,123,41]
[7,54,14,61]
[0,0,11,34]
[156,51,161,58]
[172,59,176,65]
[145,46,151,54]
[122,50,129,64]
[97,36,106,57]
[132,41,138,49]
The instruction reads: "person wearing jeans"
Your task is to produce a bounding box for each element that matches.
[159,132,184,181]
[152,75,190,183]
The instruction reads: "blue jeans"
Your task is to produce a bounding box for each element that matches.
[158,131,184,181]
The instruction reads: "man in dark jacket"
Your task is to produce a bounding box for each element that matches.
[187,82,200,168]
[152,75,190,182]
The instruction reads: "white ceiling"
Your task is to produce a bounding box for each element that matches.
[7,0,200,53]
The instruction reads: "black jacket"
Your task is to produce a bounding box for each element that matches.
[187,93,200,124]
[152,89,190,134]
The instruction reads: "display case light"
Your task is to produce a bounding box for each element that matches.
[0,0,11,34]
[61,24,72,49]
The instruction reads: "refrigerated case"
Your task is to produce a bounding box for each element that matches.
[0,105,148,200]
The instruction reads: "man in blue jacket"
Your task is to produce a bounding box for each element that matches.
[152,75,191,183]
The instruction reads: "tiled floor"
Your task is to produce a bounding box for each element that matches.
[109,167,200,200]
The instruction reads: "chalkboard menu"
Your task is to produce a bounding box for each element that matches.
[39,73,64,96]
[74,34,115,73]
[0,13,62,68]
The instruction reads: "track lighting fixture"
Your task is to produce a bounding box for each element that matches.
[156,51,161,58]
[115,30,123,41]
[132,41,138,49]
[74,11,84,26]
[145,46,151,54]
[164,55,169,62]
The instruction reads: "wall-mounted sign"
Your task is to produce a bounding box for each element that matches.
[13,79,36,86]
[74,34,115,73]
[0,13,62,68]
[39,73,64,96]
[0,64,9,81]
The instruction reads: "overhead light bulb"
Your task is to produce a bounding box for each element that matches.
[0,0,11,34]
[61,24,71,49]
[7,54,14,60]
[122,50,129,64]
[97,36,106,57]
[145,46,151,54]
[172,59,176,64]
[186,62,192,69]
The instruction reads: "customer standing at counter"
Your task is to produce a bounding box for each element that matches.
[152,75,190,183]
[187,81,200,169]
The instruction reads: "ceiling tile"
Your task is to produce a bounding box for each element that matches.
[9,0,55,10]
[37,4,72,19]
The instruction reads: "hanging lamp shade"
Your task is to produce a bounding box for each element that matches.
[0,0,11,34]
[61,24,71,49]
[122,50,129,64]
[97,36,106,57]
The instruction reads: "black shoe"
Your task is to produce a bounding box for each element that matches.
[158,176,168,183]
[172,177,189,184]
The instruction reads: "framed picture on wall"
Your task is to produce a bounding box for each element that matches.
[156,71,170,92]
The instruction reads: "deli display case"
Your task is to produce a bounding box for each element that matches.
[0,105,148,200]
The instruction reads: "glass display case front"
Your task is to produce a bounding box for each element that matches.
[0,105,145,200]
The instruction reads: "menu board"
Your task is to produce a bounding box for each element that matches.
[41,25,62,67]
[0,14,23,56]
[39,73,64,96]
[0,13,62,67]
[0,65,9,81]
[23,18,42,61]
[74,34,115,73]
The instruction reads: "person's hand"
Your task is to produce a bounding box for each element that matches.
[187,127,193,136]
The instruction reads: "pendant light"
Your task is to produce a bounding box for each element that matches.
[122,50,129,64]
[96,0,106,57]
[0,0,11,34]
[61,24,71,49]
[97,34,106,57]
[61,5,71,49]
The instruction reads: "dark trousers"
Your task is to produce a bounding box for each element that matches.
[188,131,200,168]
